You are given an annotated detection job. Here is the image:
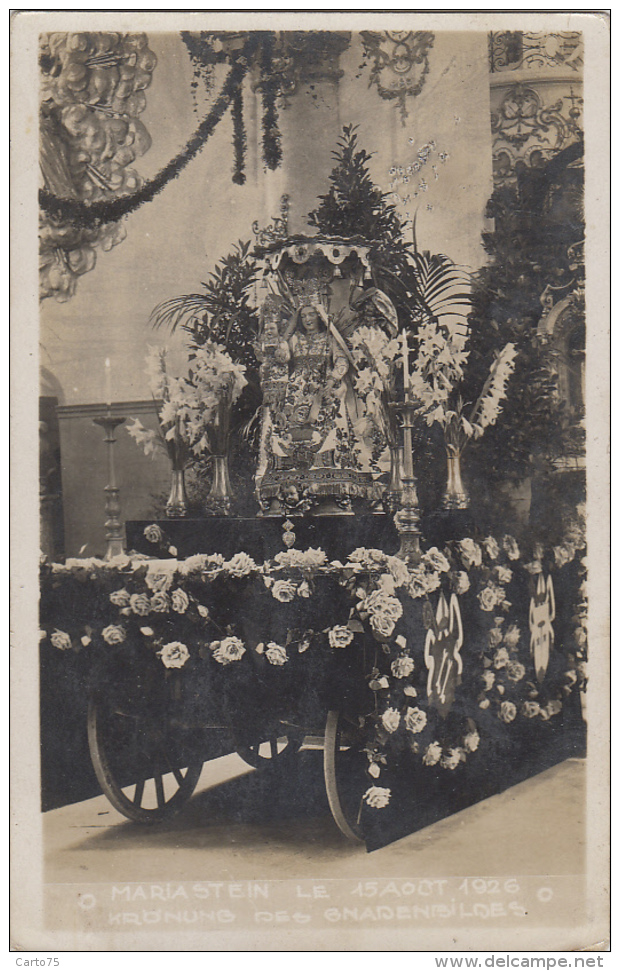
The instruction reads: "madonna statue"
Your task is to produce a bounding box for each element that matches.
[254,235,398,515]
[256,300,385,515]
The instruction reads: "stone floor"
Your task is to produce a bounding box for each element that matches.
[44,753,586,885]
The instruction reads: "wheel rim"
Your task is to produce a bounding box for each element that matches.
[87,693,203,823]
[323,709,367,843]
[233,723,304,768]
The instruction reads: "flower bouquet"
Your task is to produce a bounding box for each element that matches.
[407,322,517,510]
[126,347,197,517]
[184,340,247,515]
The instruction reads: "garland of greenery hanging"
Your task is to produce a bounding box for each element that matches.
[260,32,282,170]
[38,36,259,231]
[231,86,247,186]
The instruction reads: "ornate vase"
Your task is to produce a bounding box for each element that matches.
[204,397,234,516]
[384,445,404,514]
[166,467,188,518]
[206,454,233,516]
[442,447,469,510]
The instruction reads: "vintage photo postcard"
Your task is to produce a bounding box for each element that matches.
[10,9,610,953]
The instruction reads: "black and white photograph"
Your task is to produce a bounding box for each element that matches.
[10,10,610,954]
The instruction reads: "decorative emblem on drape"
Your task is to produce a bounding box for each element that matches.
[359,31,435,124]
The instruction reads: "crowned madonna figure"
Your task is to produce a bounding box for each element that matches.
[254,236,397,515]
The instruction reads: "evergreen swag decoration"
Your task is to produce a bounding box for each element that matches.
[39,42,257,230]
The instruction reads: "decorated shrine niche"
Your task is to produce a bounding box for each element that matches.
[253,234,398,516]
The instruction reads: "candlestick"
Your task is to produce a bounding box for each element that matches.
[393,399,421,564]
[104,357,112,408]
[93,414,126,560]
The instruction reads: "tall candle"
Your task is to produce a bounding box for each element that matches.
[402,332,410,391]
[104,357,112,407]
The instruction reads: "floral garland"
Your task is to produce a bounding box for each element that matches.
[41,523,586,814]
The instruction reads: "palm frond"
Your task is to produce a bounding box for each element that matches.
[150,294,210,332]
[407,252,473,322]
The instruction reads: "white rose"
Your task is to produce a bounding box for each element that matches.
[381,707,401,733]
[212,636,246,665]
[495,565,513,584]
[482,670,496,690]
[265,642,288,666]
[129,593,151,616]
[328,626,354,649]
[363,786,391,809]
[158,641,190,669]
[554,544,575,568]
[101,624,126,645]
[423,547,450,573]
[483,536,500,560]
[441,747,465,770]
[502,535,520,561]
[506,661,525,682]
[463,730,480,753]
[391,656,415,679]
[493,647,510,669]
[459,538,482,569]
[423,742,442,766]
[499,701,517,723]
[297,580,311,598]
[370,611,396,638]
[50,629,72,651]
[225,552,257,577]
[109,589,131,607]
[503,624,521,648]
[171,588,190,614]
[454,571,470,595]
[377,573,397,596]
[271,579,297,602]
[479,583,502,612]
[404,706,427,734]
[150,591,170,613]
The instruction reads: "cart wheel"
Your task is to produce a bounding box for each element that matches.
[323,709,368,843]
[233,723,304,769]
[87,693,203,823]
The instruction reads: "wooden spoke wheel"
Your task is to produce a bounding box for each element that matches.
[323,709,369,843]
[87,692,203,823]
[233,722,305,769]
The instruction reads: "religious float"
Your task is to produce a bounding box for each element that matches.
[39,127,587,850]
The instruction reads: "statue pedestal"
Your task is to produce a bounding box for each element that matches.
[126,514,400,562]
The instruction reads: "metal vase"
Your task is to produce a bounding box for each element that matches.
[384,445,404,514]
[205,454,233,516]
[204,396,234,516]
[442,448,469,510]
[166,468,188,518]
